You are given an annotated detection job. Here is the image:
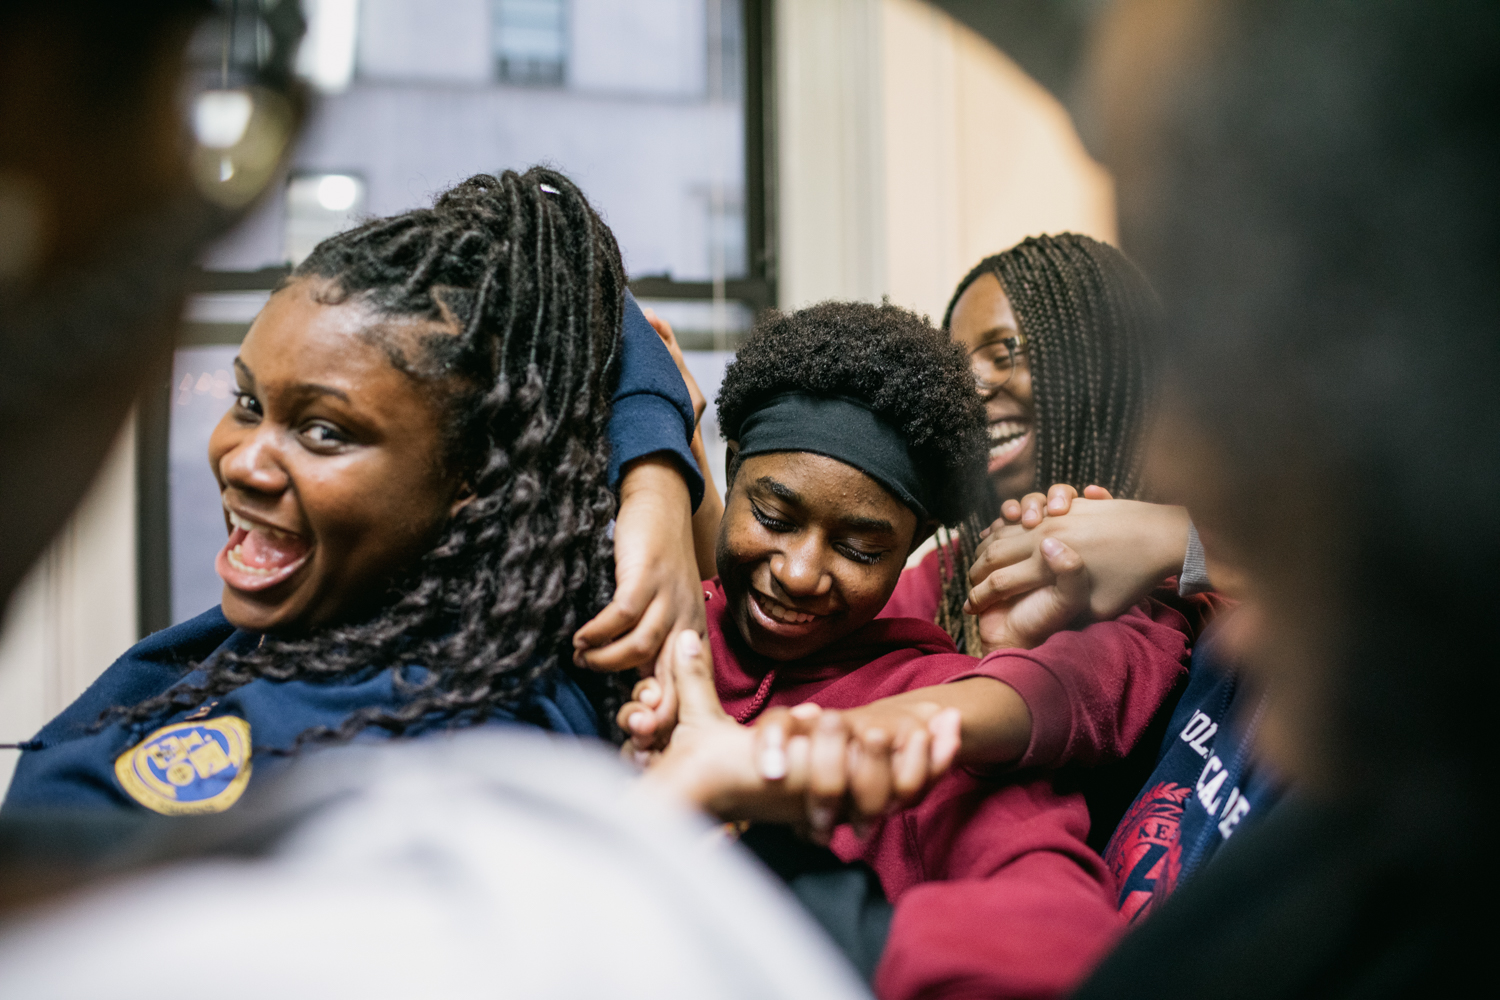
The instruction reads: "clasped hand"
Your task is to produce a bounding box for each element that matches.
[964,484,1191,652]
[629,633,962,843]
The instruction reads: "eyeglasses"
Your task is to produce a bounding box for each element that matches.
[969,334,1027,390]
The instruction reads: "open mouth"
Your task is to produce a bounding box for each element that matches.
[987,419,1031,473]
[215,508,312,593]
[748,589,826,637]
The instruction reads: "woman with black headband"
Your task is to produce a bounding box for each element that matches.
[623,300,1200,999]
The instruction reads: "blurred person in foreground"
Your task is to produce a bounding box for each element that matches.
[1065,1,1497,994]
[0,0,248,610]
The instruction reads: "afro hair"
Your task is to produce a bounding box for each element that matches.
[716,300,990,526]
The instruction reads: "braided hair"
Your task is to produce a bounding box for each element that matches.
[936,233,1158,651]
[114,168,631,746]
[944,233,1156,499]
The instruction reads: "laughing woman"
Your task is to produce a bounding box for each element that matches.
[3,168,703,816]
[880,234,1178,647]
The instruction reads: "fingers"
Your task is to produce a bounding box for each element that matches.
[642,307,681,353]
[847,727,894,831]
[575,595,674,672]
[966,559,1052,615]
[1039,536,1091,618]
[1082,484,1114,500]
[616,698,660,751]
[1046,483,1079,515]
[1018,492,1050,528]
[631,675,662,707]
[927,708,962,775]
[1001,485,1083,527]
[806,711,849,843]
[650,651,679,733]
[572,592,646,663]
[890,727,931,803]
[753,707,797,780]
[967,531,1041,588]
[667,628,728,723]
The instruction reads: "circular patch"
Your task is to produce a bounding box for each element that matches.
[114,717,254,816]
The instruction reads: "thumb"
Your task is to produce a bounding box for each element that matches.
[1039,537,1090,617]
[670,629,729,722]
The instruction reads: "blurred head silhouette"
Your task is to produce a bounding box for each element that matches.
[1088,0,1499,793]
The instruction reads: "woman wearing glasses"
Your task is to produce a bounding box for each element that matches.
[881,234,1188,647]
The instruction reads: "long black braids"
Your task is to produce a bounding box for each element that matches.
[112,168,632,747]
[935,233,1158,652]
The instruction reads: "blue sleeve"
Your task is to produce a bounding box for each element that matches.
[609,291,704,510]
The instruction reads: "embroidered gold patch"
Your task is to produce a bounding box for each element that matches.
[114,717,253,816]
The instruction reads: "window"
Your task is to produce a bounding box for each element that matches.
[493,0,567,86]
[284,173,367,265]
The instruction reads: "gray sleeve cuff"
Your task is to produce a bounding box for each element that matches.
[1179,520,1212,595]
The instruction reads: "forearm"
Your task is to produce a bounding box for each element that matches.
[619,453,692,524]
[688,428,723,580]
[853,678,1032,768]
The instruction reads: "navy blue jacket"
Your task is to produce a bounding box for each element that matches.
[1102,636,1282,922]
[612,291,703,509]
[2,608,601,814]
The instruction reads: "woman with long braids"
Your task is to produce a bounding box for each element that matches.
[949,233,1153,506]
[3,167,709,814]
[881,233,1200,651]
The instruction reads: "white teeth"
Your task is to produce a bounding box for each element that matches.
[227,509,294,541]
[988,420,1028,442]
[760,594,816,624]
[988,422,1029,456]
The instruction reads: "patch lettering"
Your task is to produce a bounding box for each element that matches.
[114,717,253,816]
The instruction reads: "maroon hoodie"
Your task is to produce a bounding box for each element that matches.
[704,578,1197,1000]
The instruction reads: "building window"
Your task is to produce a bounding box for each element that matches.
[284,173,366,266]
[492,0,567,86]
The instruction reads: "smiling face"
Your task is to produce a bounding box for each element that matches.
[208,278,466,633]
[949,273,1037,502]
[715,451,926,661]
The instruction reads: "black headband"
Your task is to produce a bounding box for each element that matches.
[733,393,931,521]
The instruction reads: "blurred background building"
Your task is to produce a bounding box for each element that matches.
[0,0,1113,794]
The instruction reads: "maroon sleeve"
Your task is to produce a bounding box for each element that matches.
[876,852,1122,1000]
[956,593,1195,770]
[871,775,1123,1000]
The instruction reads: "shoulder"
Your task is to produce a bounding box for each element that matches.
[32,607,244,748]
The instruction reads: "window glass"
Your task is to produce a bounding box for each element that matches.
[493,0,568,85]
[285,173,366,265]
[203,0,748,285]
